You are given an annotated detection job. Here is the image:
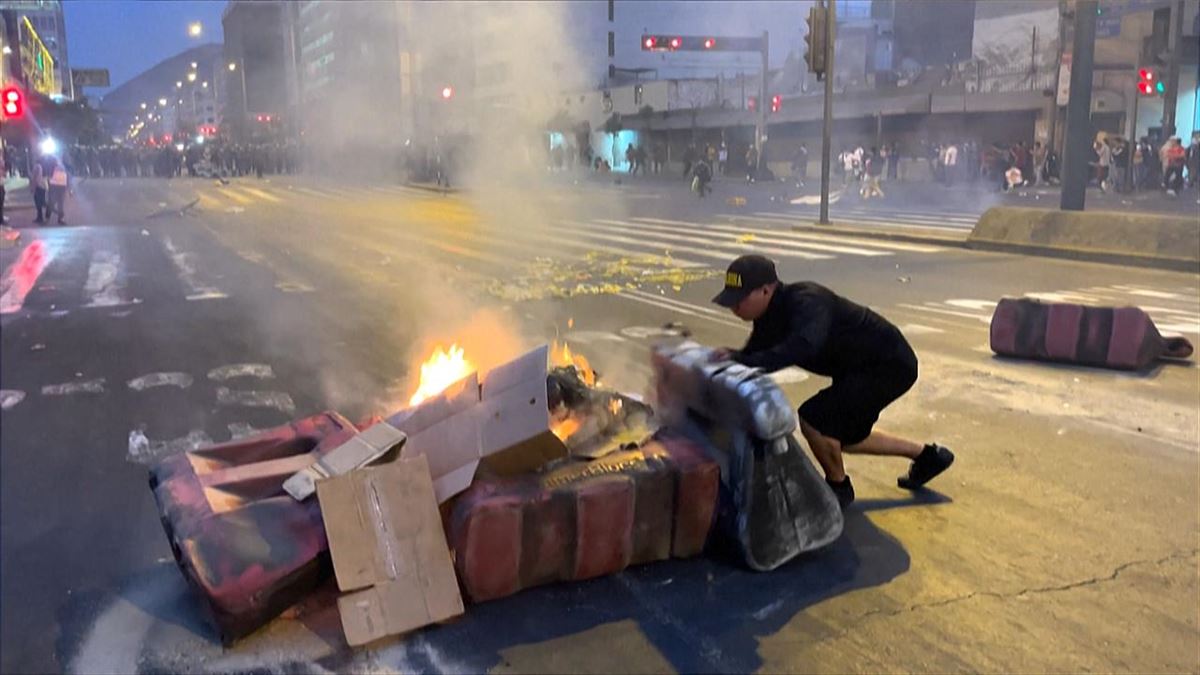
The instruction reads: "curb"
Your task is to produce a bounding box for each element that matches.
[963,240,1200,273]
[789,221,970,248]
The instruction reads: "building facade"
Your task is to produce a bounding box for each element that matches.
[0,0,69,99]
[222,0,297,141]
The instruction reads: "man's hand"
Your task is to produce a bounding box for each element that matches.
[710,348,735,363]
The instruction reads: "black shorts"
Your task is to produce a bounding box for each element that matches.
[798,344,918,446]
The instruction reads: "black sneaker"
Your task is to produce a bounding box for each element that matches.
[827,475,855,509]
[898,444,955,490]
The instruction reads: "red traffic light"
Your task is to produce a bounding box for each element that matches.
[1138,81,1154,95]
[770,94,782,113]
[669,36,682,50]
[2,87,23,118]
[1138,68,1154,81]
[643,36,657,50]
[441,86,454,99]
[703,37,716,49]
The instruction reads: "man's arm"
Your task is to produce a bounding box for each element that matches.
[733,297,831,372]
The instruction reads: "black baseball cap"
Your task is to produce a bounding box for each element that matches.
[711,255,778,307]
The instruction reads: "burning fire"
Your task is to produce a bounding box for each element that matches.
[551,341,596,386]
[550,415,581,441]
[409,344,475,406]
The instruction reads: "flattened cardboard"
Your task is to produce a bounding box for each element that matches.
[393,345,567,503]
[316,456,463,647]
[283,422,407,501]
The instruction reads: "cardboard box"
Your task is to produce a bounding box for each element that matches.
[316,455,464,647]
[388,344,567,503]
[282,421,407,501]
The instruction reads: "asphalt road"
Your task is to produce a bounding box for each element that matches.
[1,174,1197,674]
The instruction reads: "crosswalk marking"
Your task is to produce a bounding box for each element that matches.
[595,219,838,261]
[82,249,136,308]
[628,217,901,256]
[161,236,228,301]
[238,186,282,203]
[216,188,253,205]
[660,216,945,254]
[755,209,979,225]
[744,211,974,231]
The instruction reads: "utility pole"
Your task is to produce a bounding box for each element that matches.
[1060,0,1097,211]
[819,0,836,225]
[757,30,769,174]
[1162,0,1184,137]
[1047,0,1068,154]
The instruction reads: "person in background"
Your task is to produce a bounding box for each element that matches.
[30,157,48,224]
[1132,139,1147,190]
[682,144,696,179]
[1111,137,1129,193]
[941,141,958,187]
[886,142,899,181]
[1162,137,1186,196]
[1186,132,1200,191]
[791,142,809,187]
[861,147,884,199]
[46,155,69,225]
[718,142,728,175]
[744,144,758,184]
[1096,138,1112,192]
[1032,141,1047,186]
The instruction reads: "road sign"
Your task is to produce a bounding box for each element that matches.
[72,69,110,88]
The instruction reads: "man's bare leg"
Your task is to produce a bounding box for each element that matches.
[843,430,923,459]
[799,418,845,481]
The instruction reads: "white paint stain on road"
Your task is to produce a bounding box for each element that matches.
[0,390,26,410]
[207,363,275,381]
[127,429,213,464]
[42,378,106,395]
[161,236,228,301]
[227,422,264,440]
[216,387,296,415]
[127,372,194,391]
[82,250,135,308]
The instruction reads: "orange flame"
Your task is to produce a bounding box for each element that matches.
[551,341,596,387]
[550,415,581,441]
[409,344,476,406]
[608,398,623,416]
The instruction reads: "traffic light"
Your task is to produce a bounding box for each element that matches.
[641,35,682,51]
[703,37,716,49]
[770,94,782,113]
[804,5,827,79]
[1,87,23,119]
[1137,68,1158,96]
[441,86,454,100]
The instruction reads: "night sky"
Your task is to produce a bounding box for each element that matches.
[63,0,226,96]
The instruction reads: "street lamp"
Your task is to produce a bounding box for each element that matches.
[202,81,208,88]
[158,97,167,106]
[228,62,237,71]
[188,22,202,38]
[140,102,147,109]
[190,61,198,69]
[187,72,197,82]
[176,81,183,88]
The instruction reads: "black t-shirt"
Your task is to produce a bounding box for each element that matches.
[733,281,908,378]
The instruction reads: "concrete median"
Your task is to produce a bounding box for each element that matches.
[967,206,1200,271]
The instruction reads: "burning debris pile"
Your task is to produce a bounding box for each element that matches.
[146,337,839,650]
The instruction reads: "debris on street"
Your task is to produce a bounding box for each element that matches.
[990,297,1194,370]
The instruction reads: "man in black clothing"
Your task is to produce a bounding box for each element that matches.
[712,255,954,507]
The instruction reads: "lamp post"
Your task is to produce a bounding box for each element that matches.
[229,61,248,141]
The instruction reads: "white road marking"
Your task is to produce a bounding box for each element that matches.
[239,186,283,203]
[216,387,296,414]
[207,363,275,381]
[0,390,26,410]
[944,299,998,313]
[618,291,746,330]
[898,323,947,335]
[627,289,735,320]
[625,218,894,257]
[898,303,993,324]
[275,281,315,293]
[161,236,228,301]
[594,219,837,261]
[216,187,253,204]
[709,215,946,252]
[127,372,194,391]
[556,220,744,263]
[620,325,686,339]
[81,250,130,308]
[42,378,107,395]
[227,422,264,440]
[564,330,630,344]
[127,428,213,464]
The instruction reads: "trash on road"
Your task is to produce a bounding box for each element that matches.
[386,344,567,503]
[726,196,747,206]
[147,411,359,644]
[990,297,1194,370]
[283,420,406,500]
[652,341,844,571]
[318,456,463,646]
